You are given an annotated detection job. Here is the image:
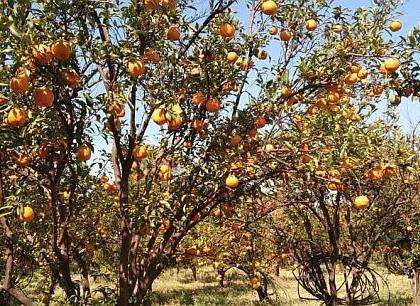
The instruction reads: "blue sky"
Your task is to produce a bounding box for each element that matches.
[90,0,419,173]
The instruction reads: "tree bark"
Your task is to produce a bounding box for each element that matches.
[0,164,34,306]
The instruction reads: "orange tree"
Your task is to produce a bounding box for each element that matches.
[183,196,293,302]
[0,0,419,305]
[0,1,103,303]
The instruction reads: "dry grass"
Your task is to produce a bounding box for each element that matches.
[13,265,412,305]
[148,266,412,306]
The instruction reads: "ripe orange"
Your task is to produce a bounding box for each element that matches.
[230,135,242,146]
[383,164,398,177]
[33,44,53,65]
[76,145,92,161]
[269,26,278,35]
[100,175,109,183]
[384,58,400,73]
[227,51,239,63]
[51,39,71,61]
[166,26,181,41]
[85,243,96,254]
[127,60,146,77]
[133,146,148,161]
[193,119,205,131]
[192,92,208,106]
[255,116,266,128]
[260,0,278,15]
[389,95,400,105]
[280,29,292,41]
[10,76,31,94]
[220,23,236,38]
[357,68,368,79]
[144,0,159,10]
[247,127,258,138]
[332,24,343,33]
[281,86,292,97]
[15,154,31,166]
[60,70,80,88]
[205,98,221,113]
[225,175,239,188]
[389,20,402,32]
[7,107,28,127]
[152,108,167,125]
[143,48,161,62]
[353,196,369,210]
[18,206,34,222]
[344,73,357,85]
[34,86,55,107]
[305,19,318,31]
[168,116,183,130]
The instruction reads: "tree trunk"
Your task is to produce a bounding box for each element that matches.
[117,217,131,306]
[218,269,225,287]
[327,263,339,306]
[413,269,420,306]
[256,286,268,301]
[190,263,197,281]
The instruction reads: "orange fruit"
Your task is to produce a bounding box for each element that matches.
[193,119,205,131]
[51,39,71,61]
[384,58,400,73]
[344,73,357,85]
[281,86,292,97]
[133,146,148,161]
[305,19,318,31]
[60,70,80,88]
[230,135,242,146]
[389,95,400,105]
[152,108,167,125]
[100,175,109,183]
[144,0,160,10]
[227,51,239,63]
[85,243,96,254]
[166,26,181,41]
[76,145,92,161]
[280,29,292,41]
[353,196,369,210]
[34,86,55,107]
[127,60,146,77]
[192,92,208,106]
[143,48,161,62]
[219,23,236,38]
[225,175,239,188]
[269,26,278,35]
[32,44,53,65]
[260,0,278,15]
[332,24,342,33]
[205,98,221,113]
[350,65,360,73]
[15,153,31,166]
[247,127,257,138]
[357,68,368,79]
[18,206,34,222]
[379,63,388,74]
[389,20,402,32]
[10,76,30,94]
[255,116,266,128]
[383,164,398,177]
[168,116,183,130]
[7,107,28,127]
